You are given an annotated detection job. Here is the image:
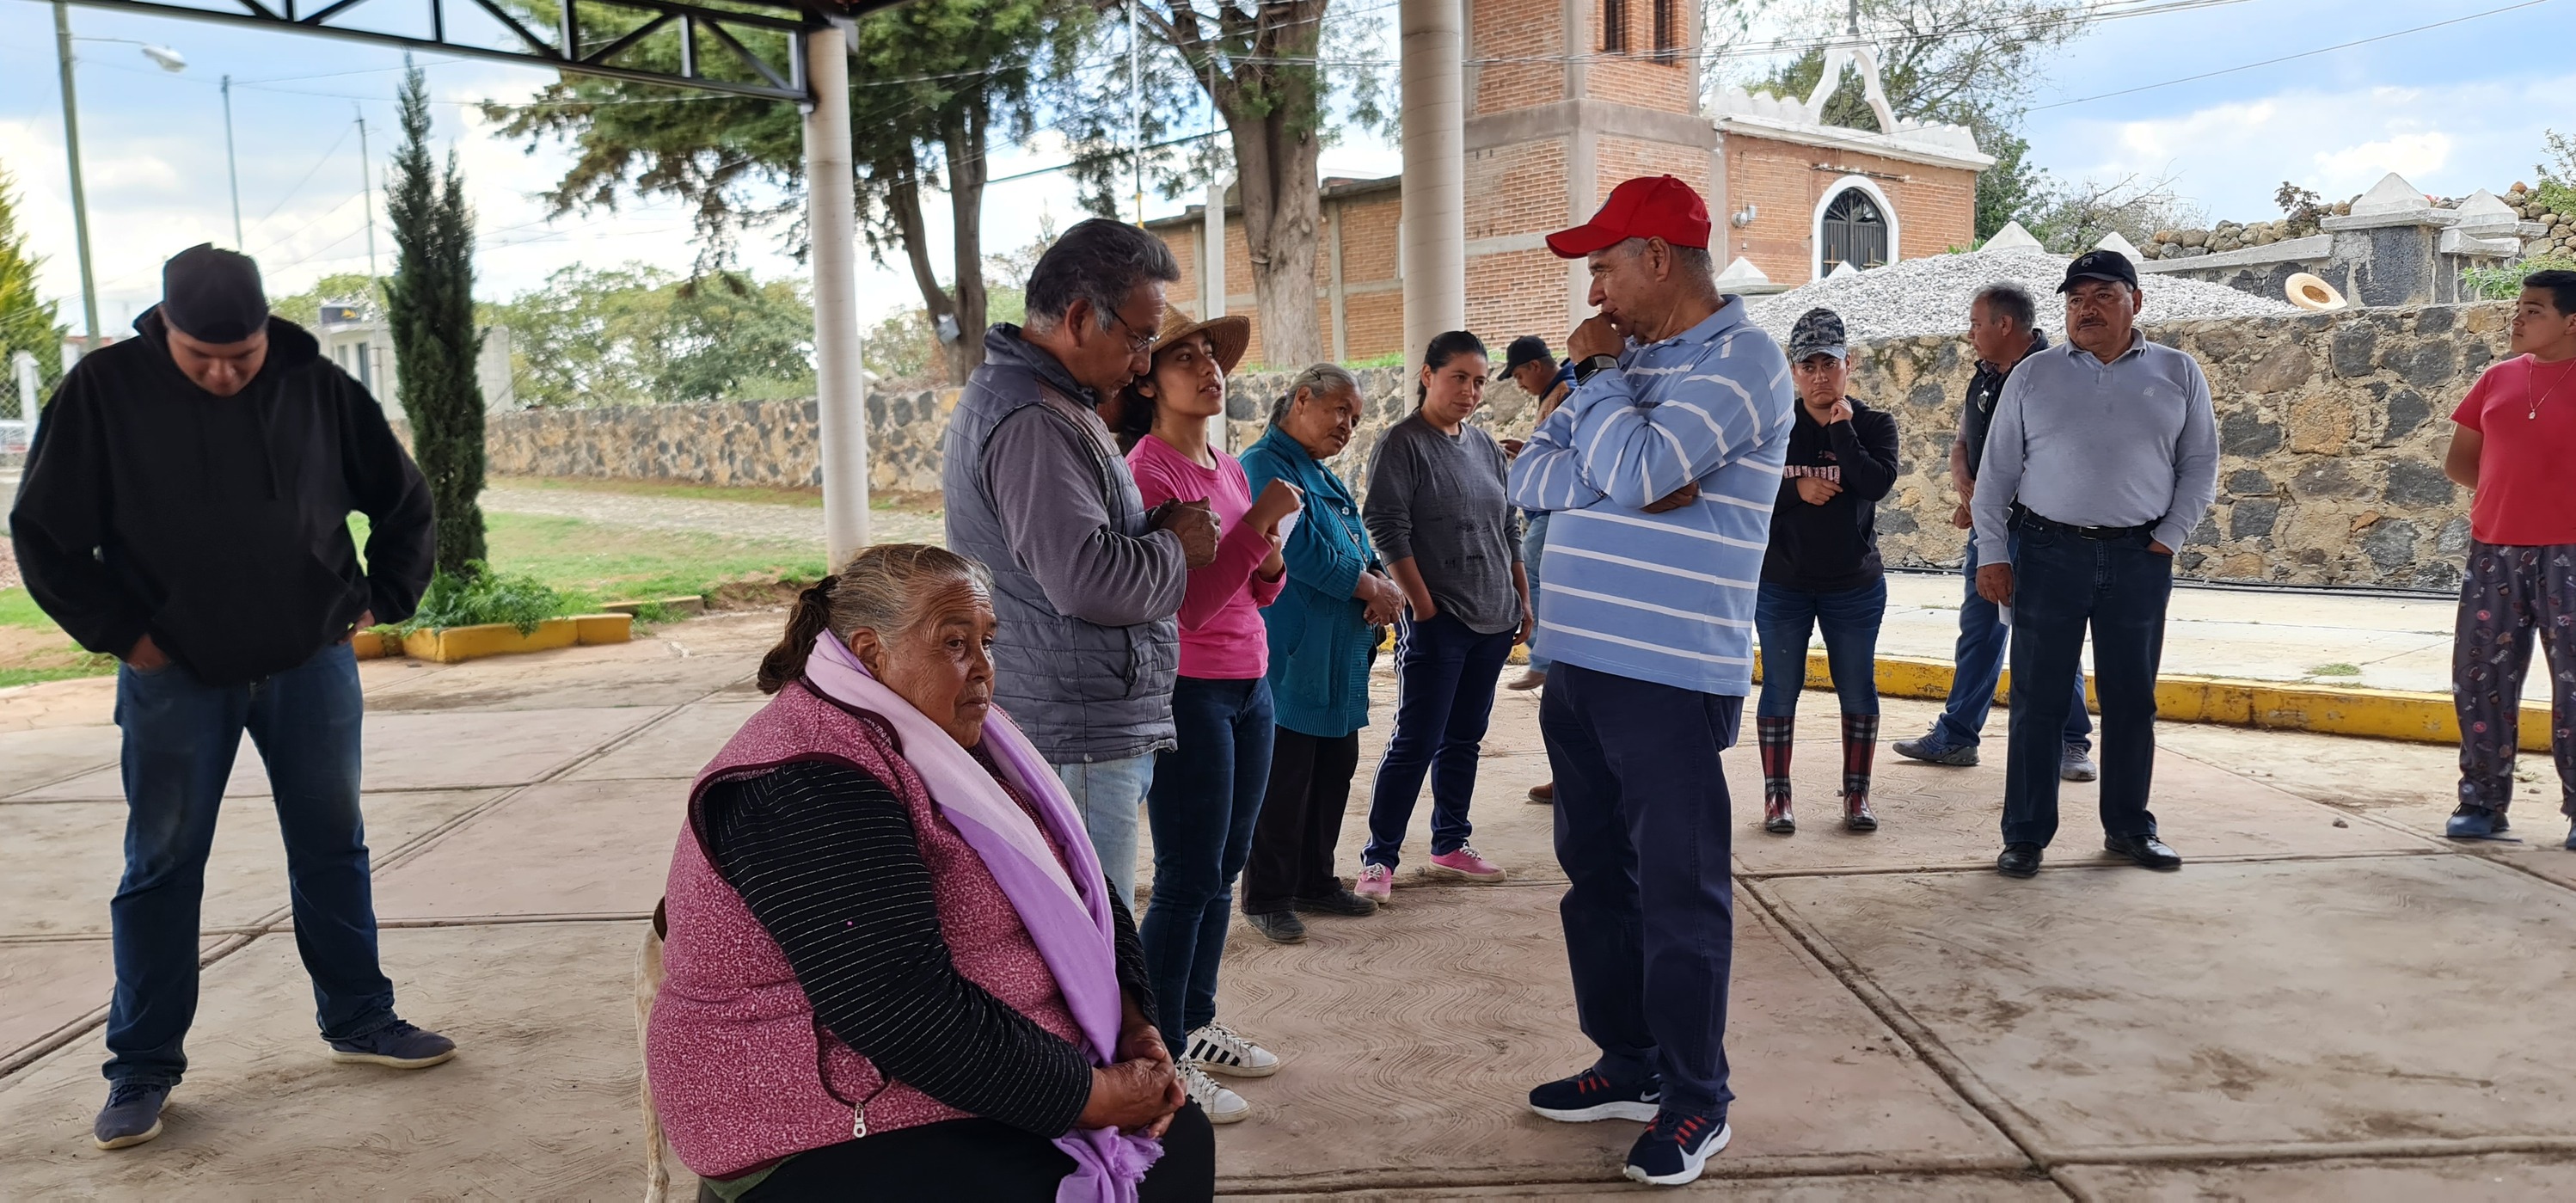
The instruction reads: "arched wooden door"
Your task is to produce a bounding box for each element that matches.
[1820,189,1891,273]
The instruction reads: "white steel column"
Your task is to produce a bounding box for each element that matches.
[806,22,870,564]
[1205,178,1227,320]
[1399,0,1464,374]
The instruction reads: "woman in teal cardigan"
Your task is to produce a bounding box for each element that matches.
[1236,365,1408,944]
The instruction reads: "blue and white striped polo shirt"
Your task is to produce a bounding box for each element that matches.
[1506,299,1794,697]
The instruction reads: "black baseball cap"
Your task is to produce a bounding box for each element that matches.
[161,244,270,343]
[1498,335,1555,378]
[2058,249,2138,293]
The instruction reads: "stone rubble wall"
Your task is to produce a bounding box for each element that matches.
[474,303,2510,592]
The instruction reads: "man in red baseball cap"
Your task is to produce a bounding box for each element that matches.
[1507,175,1795,1188]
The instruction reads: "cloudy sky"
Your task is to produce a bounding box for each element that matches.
[0,0,2565,342]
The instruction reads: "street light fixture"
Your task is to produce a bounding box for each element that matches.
[52,10,240,354]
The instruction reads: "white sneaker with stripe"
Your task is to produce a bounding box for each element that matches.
[1178,1059,1251,1124]
[1185,1021,1279,1078]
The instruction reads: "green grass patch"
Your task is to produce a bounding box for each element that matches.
[0,586,64,632]
[2308,662,2362,678]
[482,512,825,609]
[504,475,827,509]
[0,657,117,689]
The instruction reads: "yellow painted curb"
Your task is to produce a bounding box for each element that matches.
[575,613,635,645]
[1758,650,2543,753]
[349,630,390,660]
[396,614,630,664]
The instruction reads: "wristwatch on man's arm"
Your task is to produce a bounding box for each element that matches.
[1571,354,1620,384]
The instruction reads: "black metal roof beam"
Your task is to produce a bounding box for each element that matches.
[54,0,890,101]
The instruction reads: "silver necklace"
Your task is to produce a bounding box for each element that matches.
[2530,356,2575,420]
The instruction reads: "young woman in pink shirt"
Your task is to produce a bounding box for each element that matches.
[1114,311,1303,1125]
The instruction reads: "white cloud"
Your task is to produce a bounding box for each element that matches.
[2033,74,2575,219]
[2314,132,2452,187]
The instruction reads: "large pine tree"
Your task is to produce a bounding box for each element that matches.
[0,166,68,418]
[384,64,488,575]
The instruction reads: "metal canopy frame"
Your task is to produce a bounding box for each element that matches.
[57,0,899,101]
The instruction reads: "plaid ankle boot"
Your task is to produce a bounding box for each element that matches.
[1757,715,1795,834]
[1841,713,1879,831]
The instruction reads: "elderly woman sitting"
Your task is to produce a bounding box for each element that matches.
[647,544,1212,1201]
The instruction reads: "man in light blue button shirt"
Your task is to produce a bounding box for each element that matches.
[1972,249,2218,879]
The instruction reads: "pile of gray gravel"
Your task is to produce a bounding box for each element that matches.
[1742,249,2294,343]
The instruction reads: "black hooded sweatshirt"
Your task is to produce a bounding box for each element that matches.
[9,308,434,686]
[1759,396,1901,593]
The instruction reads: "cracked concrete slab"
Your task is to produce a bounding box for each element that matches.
[1206,887,2017,1195]
[1229,1170,2067,1200]
[0,938,228,1074]
[0,790,501,938]
[0,923,659,1197]
[564,700,767,782]
[1737,741,2434,876]
[2055,1151,2576,1200]
[369,781,687,921]
[1763,856,2576,1158]
[0,725,120,801]
[15,707,659,800]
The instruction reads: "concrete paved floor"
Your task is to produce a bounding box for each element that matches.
[3,610,2573,1200]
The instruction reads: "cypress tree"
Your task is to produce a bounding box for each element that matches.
[0,167,67,414]
[384,64,488,575]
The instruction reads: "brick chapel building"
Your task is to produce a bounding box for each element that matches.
[1146,8,1992,366]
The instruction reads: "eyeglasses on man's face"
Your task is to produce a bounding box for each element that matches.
[1102,305,1159,355]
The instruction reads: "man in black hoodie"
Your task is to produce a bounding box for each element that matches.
[9,245,451,1151]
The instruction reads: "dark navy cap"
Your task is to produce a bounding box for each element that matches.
[161,244,269,343]
[1500,335,1555,377]
[2058,249,2139,293]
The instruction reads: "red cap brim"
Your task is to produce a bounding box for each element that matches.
[1545,223,1627,259]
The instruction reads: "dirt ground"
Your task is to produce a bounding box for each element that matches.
[3,609,2574,1200]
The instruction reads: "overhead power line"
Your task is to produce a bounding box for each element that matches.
[2028,0,2559,111]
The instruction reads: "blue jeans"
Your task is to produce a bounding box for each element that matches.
[1364,611,1514,868]
[1055,753,1157,911]
[1754,580,1887,718]
[1523,512,1554,674]
[2002,525,2173,848]
[1930,537,2093,752]
[1543,663,1740,1116]
[1140,677,1275,1050]
[106,641,395,1088]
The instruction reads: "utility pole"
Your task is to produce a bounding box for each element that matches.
[806,21,870,563]
[223,75,243,249]
[51,2,101,353]
[356,109,378,283]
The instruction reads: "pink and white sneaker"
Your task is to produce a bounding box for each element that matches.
[1356,863,1395,905]
[1426,844,1508,882]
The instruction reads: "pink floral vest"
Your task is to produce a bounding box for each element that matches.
[646,683,1083,1180]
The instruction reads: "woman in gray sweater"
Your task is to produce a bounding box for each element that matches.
[1356,331,1531,904]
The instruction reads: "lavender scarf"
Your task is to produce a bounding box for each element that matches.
[803,633,1161,1200]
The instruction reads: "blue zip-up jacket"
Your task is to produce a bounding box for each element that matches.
[1240,426,1379,739]
[1506,298,1794,697]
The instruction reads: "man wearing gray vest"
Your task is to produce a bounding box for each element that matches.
[942,218,1218,905]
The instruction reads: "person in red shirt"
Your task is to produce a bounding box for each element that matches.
[2441,268,2576,847]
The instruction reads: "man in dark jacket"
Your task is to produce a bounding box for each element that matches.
[1892,282,2096,778]
[9,245,451,1151]
[941,219,1217,909]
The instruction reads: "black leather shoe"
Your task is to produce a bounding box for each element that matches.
[1996,844,2042,878]
[1292,887,1379,917]
[2105,832,2182,869]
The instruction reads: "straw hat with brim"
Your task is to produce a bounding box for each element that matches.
[1150,311,1251,374]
